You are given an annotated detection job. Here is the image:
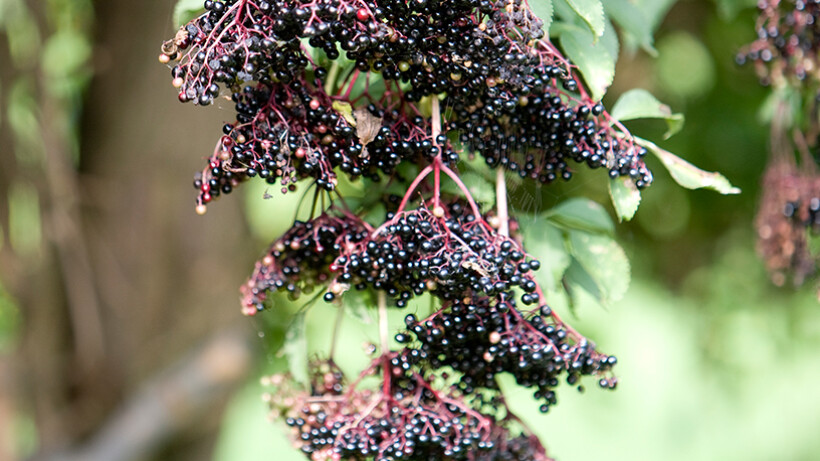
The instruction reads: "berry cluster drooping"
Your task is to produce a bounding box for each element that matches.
[329,199,542,307]
[162,0,634,458]
[400,295,617,413]
[756,159,820,287]
[241,210,369,314]
[738,0,820,294]
[448,72,652,186]
[162,0,653,211]
[737,0,820,87]
[197,81,463,206]
[265,357,551,461]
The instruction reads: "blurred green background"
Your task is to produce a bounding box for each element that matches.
[2,0,820,460]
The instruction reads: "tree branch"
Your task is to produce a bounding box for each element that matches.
[32,329,253,461]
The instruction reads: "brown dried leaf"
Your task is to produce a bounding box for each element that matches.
[353,108,383,159]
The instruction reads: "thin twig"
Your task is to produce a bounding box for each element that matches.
[324,60,340,95]
[431,97,443,209]
[329,303,345,360]
[431,97,442,140]
[377,291,389,355]
[793,128,816,173]
[33,329,252,461]
[496,167,509,237]
[41,93,106,372]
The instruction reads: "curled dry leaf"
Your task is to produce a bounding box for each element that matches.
[353,107,383,159]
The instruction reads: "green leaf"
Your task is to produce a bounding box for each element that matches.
[611,89,684,139]
[559,25,615,101]
[633,0,677,31]
[544,197,614,235]
[601,18,620,65]
[348,71,386,101]
[174,0,205,27]
[282,312,309,386]
[712,0,758,20]
[442,171,495,204]
[552,0,577,23]
[563,257,603,311]
[604,0,657,55]
[362,202,387,228]
[567,231,631,305]
[561,0,606,38]
[529,0,554,33]
[342,290,374,325]
[41,30,92,98]
[332,101,356,126]
[608,176,641,221]
[520,219,571,290]
[636,137,741,195]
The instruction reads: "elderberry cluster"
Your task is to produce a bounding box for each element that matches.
[163,0,654,210]
[196,80,457,206]
[400,295,617,413]
[241,211,368,315]
[161,1,632,458]
[737,0,820,87]
[450,90,652,186]
[328,200,542,307]
[440,1,652,186]
[267,357,551,461]
[755,160,820,287]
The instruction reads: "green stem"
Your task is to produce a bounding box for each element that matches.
[324,60,340,95]
[496,167,509,237]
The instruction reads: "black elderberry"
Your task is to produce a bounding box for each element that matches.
[241,212,369,315]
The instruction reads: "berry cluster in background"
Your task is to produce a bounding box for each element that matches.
[741,0,820,293]
[756,158,820,288]
[160,0,665,459]
[737,0,820,87]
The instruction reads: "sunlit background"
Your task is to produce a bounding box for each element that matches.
[1,0,819,460]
